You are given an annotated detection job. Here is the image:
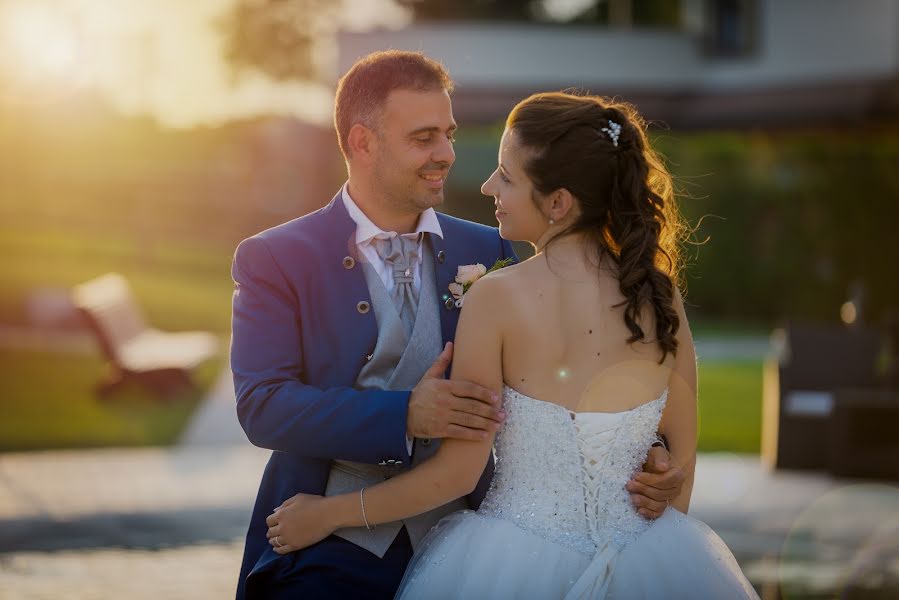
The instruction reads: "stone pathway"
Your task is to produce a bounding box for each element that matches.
[2,447,897,599]
[692,455,899,599]
[177,357,245,447]
[5,333,897,598]
[0,446,268,600]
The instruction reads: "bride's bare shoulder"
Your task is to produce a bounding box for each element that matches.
[460,258,533,313]
[494,255,546,280]
[470,257,541,296]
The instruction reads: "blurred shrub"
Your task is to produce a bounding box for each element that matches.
[1,96,896,330]
[446,123,899,326]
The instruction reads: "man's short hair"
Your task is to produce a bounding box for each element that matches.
[334,50,454,159]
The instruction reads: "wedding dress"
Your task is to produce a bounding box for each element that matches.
[395,385,759,599]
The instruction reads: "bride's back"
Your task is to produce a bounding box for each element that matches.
[495,246,673,414]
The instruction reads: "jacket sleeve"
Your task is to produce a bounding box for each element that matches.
[230,236,410,464]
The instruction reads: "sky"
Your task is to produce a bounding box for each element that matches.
[0,0,410,128]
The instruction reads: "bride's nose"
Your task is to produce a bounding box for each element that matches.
[481,171,497,196]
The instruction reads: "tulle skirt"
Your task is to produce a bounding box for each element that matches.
[395,509,759,599]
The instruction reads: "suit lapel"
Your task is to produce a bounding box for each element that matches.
[432,216,461,349]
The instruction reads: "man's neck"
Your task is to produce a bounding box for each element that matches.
[347,180,421,234]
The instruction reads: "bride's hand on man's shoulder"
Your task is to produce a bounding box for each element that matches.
[625,447,686,519]
[265,493,336,555]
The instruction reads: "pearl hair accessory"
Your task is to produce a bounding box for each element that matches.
[601,120,622,147]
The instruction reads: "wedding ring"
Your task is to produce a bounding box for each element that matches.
[274,535,282,547]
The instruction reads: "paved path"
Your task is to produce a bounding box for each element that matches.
[177,357,245,447]
[2,447,897,599]
[0,445,268,600]
[7,334,898,598]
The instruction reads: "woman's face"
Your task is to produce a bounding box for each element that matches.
[481,128,549,244]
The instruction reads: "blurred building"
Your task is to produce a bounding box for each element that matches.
[336,0,899,128]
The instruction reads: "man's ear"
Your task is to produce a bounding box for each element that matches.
[347,123,377,165]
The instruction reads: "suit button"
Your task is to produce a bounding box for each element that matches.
[437,250,446,263]
[343,256,355,269]
[421,438,431,446]
[395,460,404,466]
[444,297,455,310]
[357,301,370,314]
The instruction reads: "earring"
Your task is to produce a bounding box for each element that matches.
[549,218,555,225]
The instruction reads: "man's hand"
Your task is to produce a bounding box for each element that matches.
[408,342,505,441]
[625,445,686,519]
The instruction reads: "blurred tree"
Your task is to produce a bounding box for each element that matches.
[218,0,343,82]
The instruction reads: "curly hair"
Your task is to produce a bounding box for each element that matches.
[506,92,686,361]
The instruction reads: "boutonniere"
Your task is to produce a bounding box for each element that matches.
[447,258,516,308]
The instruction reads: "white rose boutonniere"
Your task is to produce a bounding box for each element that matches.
[448,258,516,308]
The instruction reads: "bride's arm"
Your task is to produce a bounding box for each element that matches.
[267,276,505,551]
[657,289,698,513]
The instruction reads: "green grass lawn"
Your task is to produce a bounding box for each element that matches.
[0,226,234,334]
[0,348,223,451]
[1,348,762,453]
[0,223,234,451]
[697,360,763,453]
[0,223,763,453]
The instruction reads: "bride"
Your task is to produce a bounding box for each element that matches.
[264,91,759,599]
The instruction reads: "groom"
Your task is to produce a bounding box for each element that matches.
[231,50,683,599]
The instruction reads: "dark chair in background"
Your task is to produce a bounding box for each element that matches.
[762,321,898,478]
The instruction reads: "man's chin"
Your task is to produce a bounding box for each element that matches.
[416,190,444,209]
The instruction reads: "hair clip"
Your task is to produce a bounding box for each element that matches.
[601,120,622,147]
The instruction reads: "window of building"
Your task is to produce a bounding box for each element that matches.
[703,0,758,57]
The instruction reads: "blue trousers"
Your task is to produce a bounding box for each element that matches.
[258,527,414,600]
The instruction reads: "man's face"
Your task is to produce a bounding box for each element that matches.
[370,88,456,215]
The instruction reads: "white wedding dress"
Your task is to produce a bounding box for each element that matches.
[395,385,759,599]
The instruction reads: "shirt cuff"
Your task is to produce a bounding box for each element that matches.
[405,434,414,457]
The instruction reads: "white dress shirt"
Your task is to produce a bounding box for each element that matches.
[341,182,443,456]
[341,182,443,294]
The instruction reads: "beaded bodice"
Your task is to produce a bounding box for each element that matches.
[478,385,667,556]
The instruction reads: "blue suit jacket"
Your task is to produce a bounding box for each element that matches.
[231,192,515,598]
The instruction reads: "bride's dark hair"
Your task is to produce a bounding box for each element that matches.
[506,92,686,361]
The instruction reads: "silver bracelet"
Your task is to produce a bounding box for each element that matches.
[360,487,373,531]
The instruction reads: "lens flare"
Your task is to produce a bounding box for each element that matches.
[779,484,899,598]
[0,1,85,103]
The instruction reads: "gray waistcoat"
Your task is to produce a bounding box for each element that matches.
[324,238,467,558]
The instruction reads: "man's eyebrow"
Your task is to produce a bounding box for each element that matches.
[409,123,458,136]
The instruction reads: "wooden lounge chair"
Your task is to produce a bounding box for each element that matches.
[72,273,219,398]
